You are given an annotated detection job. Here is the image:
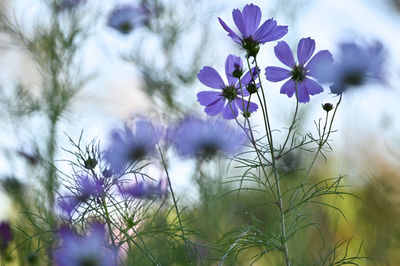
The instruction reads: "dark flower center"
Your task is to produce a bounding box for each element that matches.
[129,145,147,161]
[241,38,260,57]
[78,255,100,266]
[343,70,364,86]
[222,86,238,101]
[199,143,219,159]
[118,22,133,34]
[291,64,306,82]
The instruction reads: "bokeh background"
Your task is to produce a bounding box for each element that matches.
[0,0,399,265]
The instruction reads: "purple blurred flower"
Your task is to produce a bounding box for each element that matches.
[118,179,167,199]
[104,119,161,174]
[169,116,247,158]
[265,37,333,103]
[0,222,12,251]
[218,4,288,56]
[58,0,86,11]
[76,174,104,200]
[327,41,386,94]
[108,4,150,34]
[54,223,117,266]
[197,55,259,119]
[57,195,79,217]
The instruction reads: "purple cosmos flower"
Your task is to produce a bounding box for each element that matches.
[54,223,117,266]
[327,41,386,94]
[265,37,333,103]
[118,179,167,199]
[218,4,288,56]
[197,55,258,119]
[0,222,12,251]
[108,4,150,34]
[57,195,80,218]
[169,116,247,158]
[104,119,161,174]
[57,0,86,12]
[76,174,104,200]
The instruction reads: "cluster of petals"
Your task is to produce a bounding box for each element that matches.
[104,119,161,174]
[327,41,386,94]
[118,179,167,199]
[218,3,288,48]
[108,4,150,34]
[197,55,258,119]
[0,222,12,251]
[169,116,247,158]
[265,37,333,103]
[54,223,117,266]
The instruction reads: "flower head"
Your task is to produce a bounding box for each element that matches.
[118,179,167,199]
[0,222,12,251]
[104,119,161,174]
[54,223,117,266]
[57,195,80,218]
[108,4,150,34]
[59,0,86,10]
[169,116,247,158]
[76,174,104,201]
[265,37,333,103]
[218,4,288,56]
[327,41,386,94]
[197,55,258,119]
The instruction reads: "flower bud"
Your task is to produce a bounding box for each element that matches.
[322,103,333,112]
[84,157,97,169]
[242,111,251,118]
[232,63,243,78]
[246,83,258,94]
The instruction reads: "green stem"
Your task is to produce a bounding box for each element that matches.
[278,82,299,158]
[247,56,291,266]
[157,145,192,263]
[304,94,342,180]
[102,198,117,249]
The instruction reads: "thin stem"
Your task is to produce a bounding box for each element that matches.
[247,56,291,266]
[304,94,343,180]
[245,57,272,146]
[102,198,117,249]
[157,145,192,263]
[228,102,277,203]
[255,57,291,266]
[278,82,299,158]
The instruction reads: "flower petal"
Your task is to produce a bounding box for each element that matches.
[222,101,238,119]
[258,25,288,43]
[280,79,296,97]
[242,4,261,37]
[235,98,258,113]
[197,91,222,106]
[303,78,323,95]
[265,66,291,82]
[306,50,333,81]
[297,37,315,65]
[241,67,259,86]
[218,18,241,44]
[254,18,276,42]
[232,8,247,37]
[204,97,226,116]
[296,82,310,103]
[197,67,225,89]
[274,41,295,67]
[225,55,241,86]
[236,87,250,97]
